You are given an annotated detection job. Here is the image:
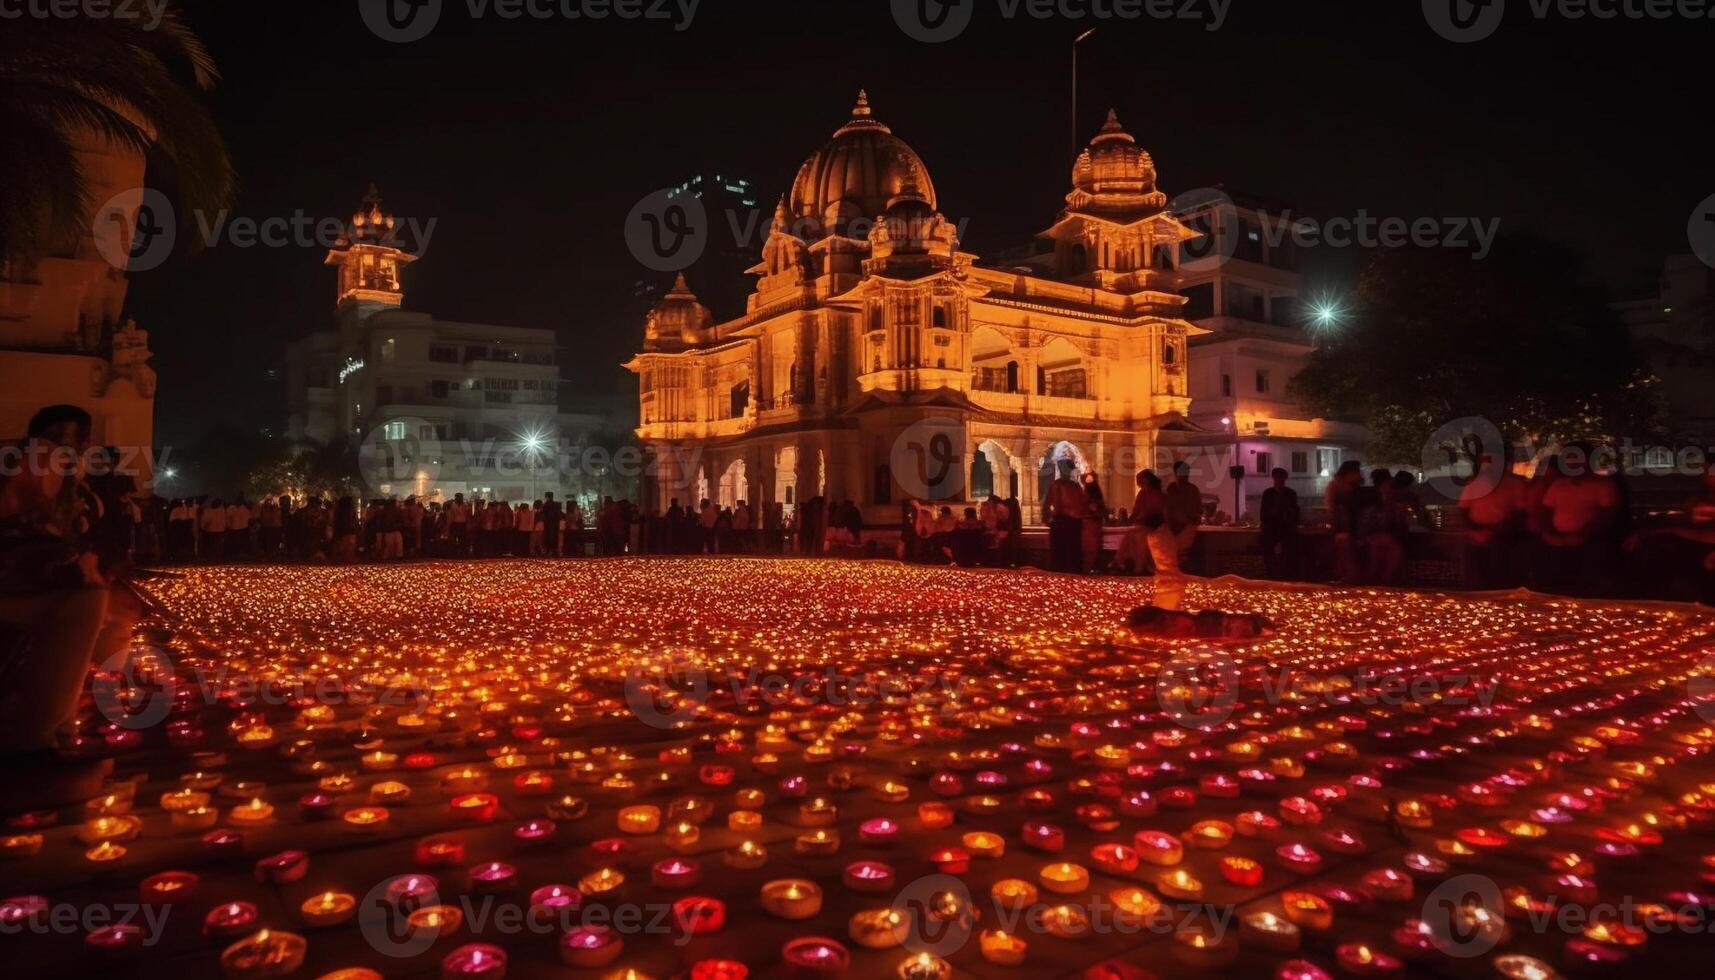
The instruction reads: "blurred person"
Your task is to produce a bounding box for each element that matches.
[0,406,141,808]
[1045,459,1088,573]
[1457,453,1528,588]
[1164,461,1202,572]
[1081,471,1107,573]
[1325,461,1364,583]
[199,496,227,562]
[1259,467,1300,580]
[1535,443,1622,595]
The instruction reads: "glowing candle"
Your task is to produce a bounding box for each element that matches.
[848,908,905,949]
[578,867,624,897]
[843,860,896,893]
[1240,910,1301,951]
[1134,830,1183,866]
[219,929,307,980]
[139,870,199,905]
[760,879,822,919]
[1335,943,1403,978]
[725,840,768,870]
[781,937,850,978]
[652,858,700,890]
[917,802,955,829]
[204,902,261,939]
[439,943,506,980]
[979,930,1027,966]
[450,793,499,823]
[1221,855,1263,887]
[228,799,276,826]
[300,890,357,927]
[1280,891,1333,930]
[1157,868,1203,901]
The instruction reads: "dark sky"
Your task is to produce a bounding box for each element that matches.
[131,0,1708,446]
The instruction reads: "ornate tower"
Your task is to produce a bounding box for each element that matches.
[1041,110,1195,293]
[323,184,415,312]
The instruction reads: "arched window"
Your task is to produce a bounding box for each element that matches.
[1068,243,1087,275]
[729,379,749,418]
[932,306,947,328]
[1006,360,1019,393]
[1163,341,1176,365]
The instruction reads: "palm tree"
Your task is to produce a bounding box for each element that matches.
[0,3,234,269]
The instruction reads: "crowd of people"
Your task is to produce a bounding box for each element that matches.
[128,492,887,565]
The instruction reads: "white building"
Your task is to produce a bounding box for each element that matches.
[1175,191,1366,519]
[285,188,627,508]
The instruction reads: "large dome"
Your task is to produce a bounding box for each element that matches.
[788,91,937,239]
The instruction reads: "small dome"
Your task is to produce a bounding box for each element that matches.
[645,273,713,349]
[788,90,937,240]
[1067,110,1166,217]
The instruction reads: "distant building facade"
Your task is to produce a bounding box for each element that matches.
[1174,191,1366,516]
[625,93,1362,523]
[286,188,631,509]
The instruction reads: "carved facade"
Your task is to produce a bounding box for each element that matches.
[626,94,1224,521]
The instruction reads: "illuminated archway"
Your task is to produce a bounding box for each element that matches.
[718,458,747,509]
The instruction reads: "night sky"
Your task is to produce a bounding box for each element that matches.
[130,0,1708,447]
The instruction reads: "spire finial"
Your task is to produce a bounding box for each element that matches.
[852,89,871,117]
[363,181,381,206]
[671,272,690,292]
[1101,108,1123,132]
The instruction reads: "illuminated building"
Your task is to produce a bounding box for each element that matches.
[626,94,1215,520]
[285,187,626,505]
[1174,190,1367,515]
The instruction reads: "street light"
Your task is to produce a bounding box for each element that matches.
[518,428,550,501]
[1072,28,1096,167]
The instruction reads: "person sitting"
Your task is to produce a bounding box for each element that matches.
[0,405,142,811]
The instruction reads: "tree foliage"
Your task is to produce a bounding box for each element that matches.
[1288,233,1663,466]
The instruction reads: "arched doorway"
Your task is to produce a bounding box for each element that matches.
[718,458,747,509]
[971,439,1018,501]
[774,446,798,516]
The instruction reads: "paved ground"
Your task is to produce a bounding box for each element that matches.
[5,559,1714,978]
